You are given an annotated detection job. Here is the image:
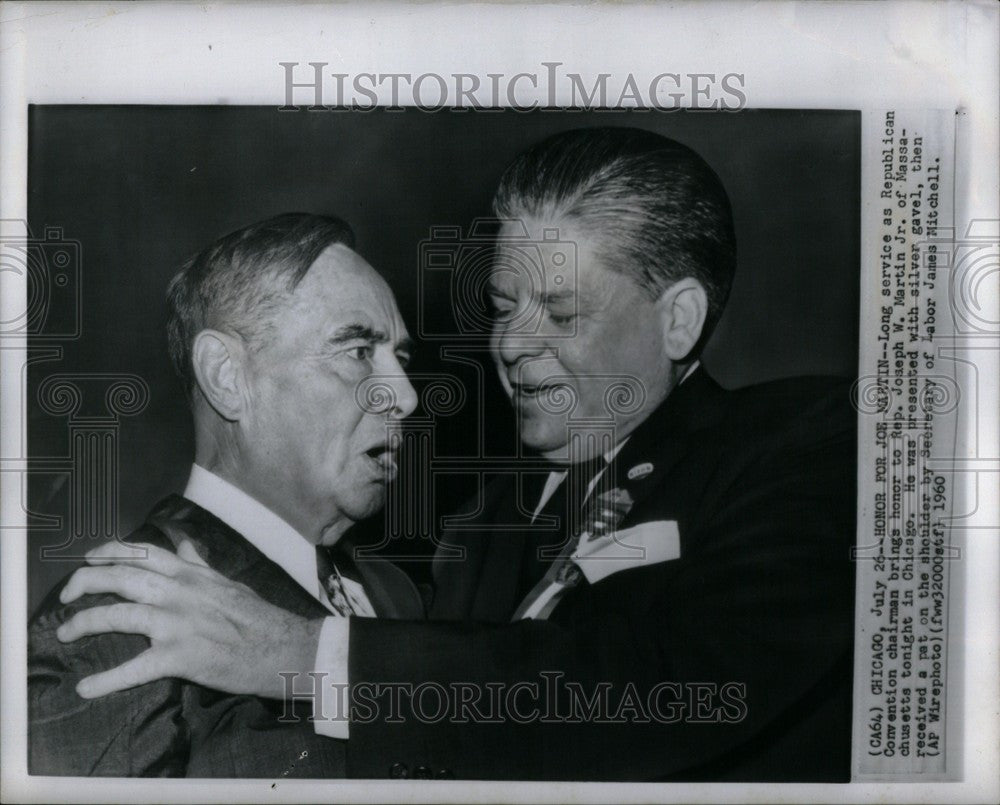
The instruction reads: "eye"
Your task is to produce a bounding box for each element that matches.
[489,295,517,321]
[549,311,577,327]
[346,344,375,362]
[395,351,412,369]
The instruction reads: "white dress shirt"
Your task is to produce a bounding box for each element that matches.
[182,464,375,617]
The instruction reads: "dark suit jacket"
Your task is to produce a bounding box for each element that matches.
[345,369,857,781]
[28,494,423,777]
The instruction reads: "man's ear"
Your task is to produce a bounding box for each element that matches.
[655,278,708,361]
[190,329,248,421]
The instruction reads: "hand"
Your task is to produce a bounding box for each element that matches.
[56,540,325,700]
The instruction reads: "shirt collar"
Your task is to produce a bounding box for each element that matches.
[182,464,326,607]
[679,359,701,385]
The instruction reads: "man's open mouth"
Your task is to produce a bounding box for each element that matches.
[364,443,399,479]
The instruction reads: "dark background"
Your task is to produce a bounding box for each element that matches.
[27,107,860,611]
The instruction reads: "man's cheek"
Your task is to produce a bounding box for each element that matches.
[329,361,372,394]
[523,413,563,443]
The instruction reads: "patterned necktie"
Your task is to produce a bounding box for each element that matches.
[316,545,363,616]
[513,455,632,620]
[516,454,605,597]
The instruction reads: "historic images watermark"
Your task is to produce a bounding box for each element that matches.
[278,672,749,726]
[278,62,747,111]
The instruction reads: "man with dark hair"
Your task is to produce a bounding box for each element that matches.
[28,213,422,776]
[54,128,856,781]
[492,126,736,338]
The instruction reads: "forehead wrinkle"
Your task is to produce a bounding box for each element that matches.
[355,260,408,343]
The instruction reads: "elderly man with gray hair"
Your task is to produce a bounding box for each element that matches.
[28,212,423,776]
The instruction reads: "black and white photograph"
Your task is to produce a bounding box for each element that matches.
[1,2,997,804]
[24,106,862,783]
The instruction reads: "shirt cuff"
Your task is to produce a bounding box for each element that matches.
[312,616,351,739]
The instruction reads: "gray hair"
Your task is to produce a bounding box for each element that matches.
[166,212,355,391]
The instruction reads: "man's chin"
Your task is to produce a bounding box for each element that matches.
[340,495,386,526]
[518,423,570,460]
[520,420,623,463]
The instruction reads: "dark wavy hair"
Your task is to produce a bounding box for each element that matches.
[492,127,736,350]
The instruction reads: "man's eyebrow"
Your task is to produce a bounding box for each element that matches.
[328,324,388,345]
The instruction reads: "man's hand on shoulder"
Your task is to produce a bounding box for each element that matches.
[56,540,324,700]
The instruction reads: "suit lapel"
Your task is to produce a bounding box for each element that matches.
[430,472,530,621]
[146,495,331,620]
[338,537,425,619]
[469,478,532,621]
[602,367,728,520]
[150,496,427,619]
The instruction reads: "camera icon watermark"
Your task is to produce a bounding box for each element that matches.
[0,220,81,340]
[417,218,578,341]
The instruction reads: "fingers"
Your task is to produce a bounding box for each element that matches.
[85,541,192,575]
[86,539,151,560]
[175,538,209,568]
[60,564,168,606]
[56,602,158,643]
[76,648,170,698]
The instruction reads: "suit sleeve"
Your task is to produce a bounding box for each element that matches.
[29,587,188,777]
[342,400,856,781]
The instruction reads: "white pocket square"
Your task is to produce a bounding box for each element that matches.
[572,520,681,584]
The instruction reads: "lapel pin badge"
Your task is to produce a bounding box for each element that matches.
[627,462,654,481]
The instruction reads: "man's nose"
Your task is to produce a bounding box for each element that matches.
[358,371,418,419]
[495,322,547,365]
[387,372,418,419]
